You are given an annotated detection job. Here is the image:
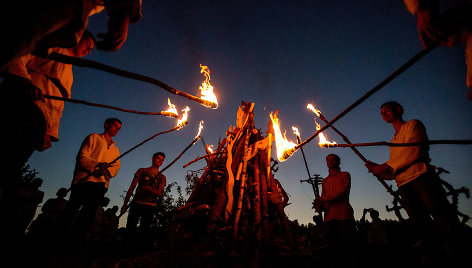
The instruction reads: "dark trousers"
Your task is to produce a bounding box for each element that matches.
[1,78,46,197]
[126,202,156,231]
[399,171,461,239]
[399,171,464,264]
[324,219,357,266]
[58,182,107,234]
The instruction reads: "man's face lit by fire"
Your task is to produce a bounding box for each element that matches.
[153,155,165,168]
[105,121,122,137]
[380,105,399,123]
[72,35,94,58]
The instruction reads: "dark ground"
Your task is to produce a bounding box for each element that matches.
[1,220,471,268]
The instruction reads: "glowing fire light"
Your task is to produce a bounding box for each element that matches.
[315,121,337,147]
[199,64,218,109]
[307,104,321,117]
[307,104,337,147]
[195,120,204,139]
[207,145,214,153]
[292,127,301,139]
[162,98,179,117]
[176,106,190,129]
[269,113,298,162]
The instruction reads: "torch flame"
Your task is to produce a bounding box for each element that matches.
[176,106,190,129]
[307,104,337,147]
[269,113,297,162]
[307,104,321,117]
[315,121,337,147]
[195,120,204,139]
[207,144,214,153]
[199,64,218,109]
[163,98,179,117]
[292,126,300,139]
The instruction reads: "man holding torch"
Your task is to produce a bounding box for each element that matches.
[0,32,94,223]
[57,118,122,238]
[366,101,463,264]
[121,152,167,232]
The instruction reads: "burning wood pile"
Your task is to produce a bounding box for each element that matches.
[174,101,294,254]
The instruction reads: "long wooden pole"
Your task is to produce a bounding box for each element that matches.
[44,94,178,117]
[294,42,439,153]
[47,52,218,109]
[232,127,251,247]
[323,140,472,148]
[73,123,185,187]
[155,135,201,177]
[315,113,402,202]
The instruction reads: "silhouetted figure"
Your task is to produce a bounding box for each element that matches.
[314,154,357,266]
[121,152,166,232]
[360,208,390,265]
[366,101,464,265]
[91,196,110,237]
[28,187,68,238]
[100,205,121,243]
[56,118,122,240]
[9,178,44,240]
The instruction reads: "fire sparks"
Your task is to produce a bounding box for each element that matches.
[307,104,337,147]
[199,64,218,109]
[162,98,179,117]
[176,106,190,129]
[269,113,297,162]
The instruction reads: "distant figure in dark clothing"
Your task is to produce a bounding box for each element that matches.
[28,187,68,237]
[12,178,44,236]
[360,208,390,264]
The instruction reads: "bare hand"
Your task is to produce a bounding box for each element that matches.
[36,134,52,151]
[417,9,443,48]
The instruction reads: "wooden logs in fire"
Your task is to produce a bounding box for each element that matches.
[175,101,293,253]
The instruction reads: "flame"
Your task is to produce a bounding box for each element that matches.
[176,106,190,129]
[307,104,337,147]
[292,126,300,139]
[269,113,297,162]
[199,64,218,109]
[207,144,214,153]
[307,104,321,117]
[163,98,178,117]
[195,120,204,139]
[315,121,337,147]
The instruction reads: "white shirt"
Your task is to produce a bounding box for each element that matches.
[73,133,121,188]
[386,119,430,187]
